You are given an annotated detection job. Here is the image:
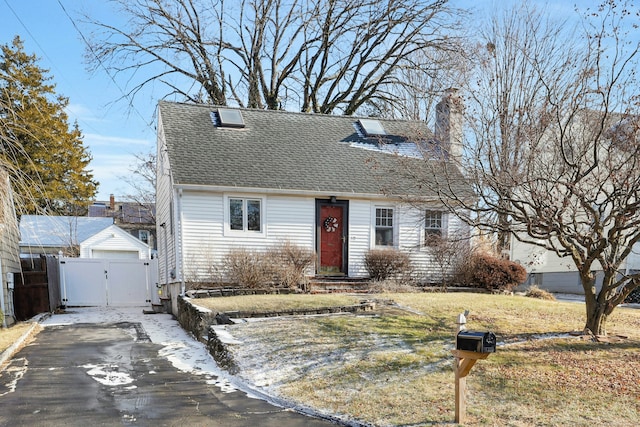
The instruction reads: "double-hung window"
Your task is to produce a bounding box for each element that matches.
[375,208,394,246]
[229,198,262,232]
[425,210,444,242]
[138,230,150,244]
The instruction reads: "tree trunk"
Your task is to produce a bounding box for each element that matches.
[584,294,608,336]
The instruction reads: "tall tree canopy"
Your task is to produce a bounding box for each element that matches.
[395,1,640,336]
[85,0,463,115]
[0,36,97,215]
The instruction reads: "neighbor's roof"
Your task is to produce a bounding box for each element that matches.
[19,215,114,247]
[158,101,468,198]
[89,202,155,224]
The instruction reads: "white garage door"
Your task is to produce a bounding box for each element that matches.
[92,250,140,259]
[59,257,159,307]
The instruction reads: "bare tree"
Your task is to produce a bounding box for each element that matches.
[84,0,464,113]
[119,150,156,222]
[425,233,469,290]
[462,3,580,254]
[401,1,640,336]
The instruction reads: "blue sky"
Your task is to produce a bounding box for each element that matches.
[0,0,594,202]
[1,0,156,201]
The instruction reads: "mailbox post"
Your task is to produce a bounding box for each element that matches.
[452,312,495,424]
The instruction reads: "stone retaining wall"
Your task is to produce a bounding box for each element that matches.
[176,294,378,371]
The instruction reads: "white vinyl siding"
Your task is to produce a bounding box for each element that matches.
[155,119,178,284]
[396,206,468,282]
[172,187,471,283]
[347,200,373,277]
[179,193,316,282]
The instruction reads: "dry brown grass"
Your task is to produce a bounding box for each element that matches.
[0,322,41,371]
[0,322,33,354]
[205,292,640,426]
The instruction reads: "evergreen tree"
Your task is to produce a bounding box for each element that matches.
[0,36,97,215]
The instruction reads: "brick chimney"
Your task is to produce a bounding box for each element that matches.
[435,88,463,163]
[109,194,115,210]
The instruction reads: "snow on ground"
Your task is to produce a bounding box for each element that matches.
[41,307,241,394]
[35,307,358,425]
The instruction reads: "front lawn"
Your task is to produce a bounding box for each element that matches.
[198,292,640,426]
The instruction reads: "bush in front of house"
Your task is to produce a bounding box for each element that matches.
[464,253,527,292]
[223,248,273,288]
[224,242,315,289]
[269,241,315,289]
[364,249,413,281]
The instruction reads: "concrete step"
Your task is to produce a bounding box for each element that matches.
[309,278,371,293]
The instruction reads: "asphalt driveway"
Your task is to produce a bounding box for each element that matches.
[0,308,340,427]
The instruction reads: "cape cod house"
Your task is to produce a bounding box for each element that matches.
[156,92,471,312]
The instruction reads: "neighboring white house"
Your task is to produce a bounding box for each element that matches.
[19,215,151,259]
[511,235,640,294]
[156,91,472,311]
[508,111,640,295]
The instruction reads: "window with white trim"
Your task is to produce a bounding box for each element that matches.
[229,197,262,232]
[425,210,444,243]
[375,207,394,246]
[138,230,150,244]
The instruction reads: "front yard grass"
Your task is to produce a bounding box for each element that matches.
[198,292,640,426]
[0,322,36,354]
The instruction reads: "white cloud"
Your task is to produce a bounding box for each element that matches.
[84,133,152,148]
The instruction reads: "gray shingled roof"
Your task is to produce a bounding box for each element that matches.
[158,101,469,198]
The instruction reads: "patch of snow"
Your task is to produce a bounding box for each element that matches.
[349,141,424,158]
[81,363,136,386]
[39,307,267,398]
[0,357,28,397]
[211,326,243,345]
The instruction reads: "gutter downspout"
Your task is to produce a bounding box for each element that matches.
[176,187,185,295]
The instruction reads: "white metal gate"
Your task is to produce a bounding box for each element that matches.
[59,257,159,307]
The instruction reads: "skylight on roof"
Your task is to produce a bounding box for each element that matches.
[358,119,386,137]
[217,108,245,128]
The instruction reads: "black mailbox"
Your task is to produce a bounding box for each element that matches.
[456,331,496,353]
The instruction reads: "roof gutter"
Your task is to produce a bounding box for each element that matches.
[171,183,441,202]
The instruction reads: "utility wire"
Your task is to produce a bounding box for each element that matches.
[56,0,153,130]
[2,0,54,66]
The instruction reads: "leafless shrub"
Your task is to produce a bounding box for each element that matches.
[364,249,413,282]
[183,247,224,290]
[223,248,273,288]
[425,234,471,290]
[269,241,315,289]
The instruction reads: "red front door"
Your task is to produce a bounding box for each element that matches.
[318,203,346,275]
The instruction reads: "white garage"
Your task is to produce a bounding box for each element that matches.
[80,225,151,259]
